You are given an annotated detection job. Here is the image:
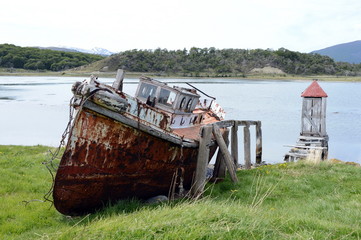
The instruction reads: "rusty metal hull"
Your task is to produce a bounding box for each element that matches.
[53,108,204,216]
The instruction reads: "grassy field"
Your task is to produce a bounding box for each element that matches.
[1,145,361,239]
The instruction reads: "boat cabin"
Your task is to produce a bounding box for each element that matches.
[135,77,200,114]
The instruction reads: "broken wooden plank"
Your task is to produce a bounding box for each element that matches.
[296,141,322,145]
[284,144,327,150]
[298,136,326,140]
[285,152,308,157]
[213,124,238,183]
[211,128,230,181]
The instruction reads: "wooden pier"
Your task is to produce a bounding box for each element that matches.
[191,120,262,197]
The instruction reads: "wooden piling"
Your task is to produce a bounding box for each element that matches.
[243,123,251,169]
[191,125,213,197]
[213,125,238,183]
[211,128,229,181]
[255,121,262,165]
[231,123,239,169]
[112,69,125,91]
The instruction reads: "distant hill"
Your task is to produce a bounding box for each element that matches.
[0,44,105,71]
[3,44,361,76]
[37,46,115,56]
[312,40,361,64]
[79,47,361,76]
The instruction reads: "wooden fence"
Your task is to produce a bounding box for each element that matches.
[191,120,262,197]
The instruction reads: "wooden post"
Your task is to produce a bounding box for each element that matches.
[231,122,239,169]
[255,121,262,165]
[191,125,212,197]
[213,125,238,183]
[243,123,251,169]
[211,128,229,181]
[112,69,125,91]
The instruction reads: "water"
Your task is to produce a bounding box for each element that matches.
[0,76,360,164]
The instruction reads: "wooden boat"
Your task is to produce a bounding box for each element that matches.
[53,70,225,215]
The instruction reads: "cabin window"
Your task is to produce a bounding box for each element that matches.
[186,99,193,111]
[158,88,176,106]
[179,97,186,109]
[138,83,157,99]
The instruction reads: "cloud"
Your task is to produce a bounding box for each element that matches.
[1,0,361,52]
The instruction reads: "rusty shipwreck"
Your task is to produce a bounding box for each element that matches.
[53,70,225,215]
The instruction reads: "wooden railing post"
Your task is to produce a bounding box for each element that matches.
[112,69,125,91]
[243,123,251,169]
[213,125,238,183]
[191,125,212,197]
[255,121,262,165]
[231,122,239,169]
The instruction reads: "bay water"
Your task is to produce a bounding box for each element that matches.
[0,76,360,164]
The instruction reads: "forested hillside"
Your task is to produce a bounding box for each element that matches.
[2,44,361,76]
[95,47,361,76]
[0,44,105,71]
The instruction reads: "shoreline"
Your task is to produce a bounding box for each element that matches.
[1,69,361,82]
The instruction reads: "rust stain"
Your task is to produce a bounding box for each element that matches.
[53,109,202,215]
[159,114,169,129]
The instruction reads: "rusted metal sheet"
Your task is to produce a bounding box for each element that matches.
[126,96,172,131]
[54,109,204,215]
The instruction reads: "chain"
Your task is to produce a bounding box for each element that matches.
[42,96,76,204]
[41,87,109,204]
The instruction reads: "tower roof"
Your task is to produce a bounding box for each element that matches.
[301,80,328,97]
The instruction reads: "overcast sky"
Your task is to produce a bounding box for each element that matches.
[1,0,361,53]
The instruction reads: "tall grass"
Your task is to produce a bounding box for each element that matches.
[1,145,361,239]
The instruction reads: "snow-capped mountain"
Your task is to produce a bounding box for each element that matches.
[69,47,115,56]
[38,46,115,56]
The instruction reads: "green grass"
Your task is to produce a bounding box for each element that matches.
[1,145,361,239]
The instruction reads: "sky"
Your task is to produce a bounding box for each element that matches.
[1,0,361,54]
